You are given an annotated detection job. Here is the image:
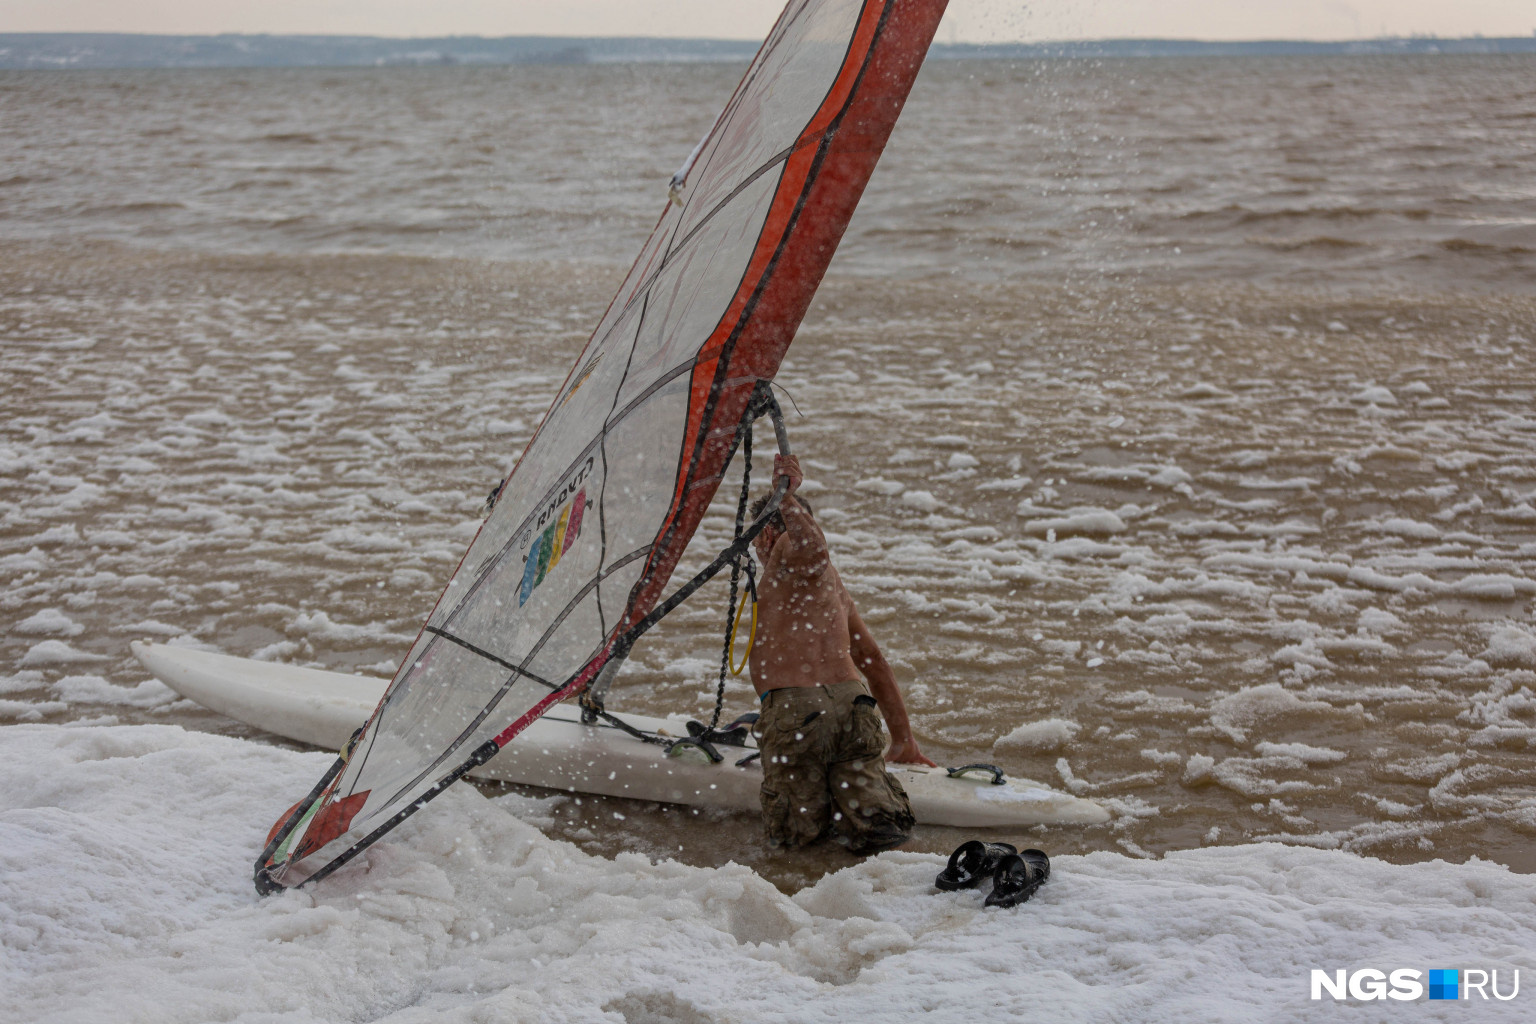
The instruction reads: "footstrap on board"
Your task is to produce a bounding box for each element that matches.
[945,762,1007,786]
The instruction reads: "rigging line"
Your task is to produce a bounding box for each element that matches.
[712,415,755,731]
[624,363,761,641]
[580,393,756,716]
[729,566,758,676]
[610,466,782,661]
[584,705,673,748]
[594,442,612,638]
[770,380,805,418]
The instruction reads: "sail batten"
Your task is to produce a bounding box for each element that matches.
[261,0,950,890]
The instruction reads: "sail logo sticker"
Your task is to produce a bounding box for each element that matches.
[520,486,589,606]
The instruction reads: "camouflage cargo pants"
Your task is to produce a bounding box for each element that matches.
[755,680,915,854]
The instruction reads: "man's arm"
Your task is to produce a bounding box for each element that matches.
[769,455,829,577]
[847,601,937,766]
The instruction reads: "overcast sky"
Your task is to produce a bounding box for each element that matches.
[3,0,1533,43]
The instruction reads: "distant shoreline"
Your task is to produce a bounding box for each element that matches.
[2,32,1534,70]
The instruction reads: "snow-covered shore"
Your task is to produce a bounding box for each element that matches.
[4,723,1531,1023]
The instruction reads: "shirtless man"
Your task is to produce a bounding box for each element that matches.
[749,454,936,854]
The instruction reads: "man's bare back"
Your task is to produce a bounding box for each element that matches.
[749,455,934,766]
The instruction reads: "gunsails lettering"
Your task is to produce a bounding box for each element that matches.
[519,458,594,606]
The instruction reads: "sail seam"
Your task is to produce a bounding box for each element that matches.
[423,628,559,691]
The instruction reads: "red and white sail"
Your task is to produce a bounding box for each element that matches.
[263,0,949,888]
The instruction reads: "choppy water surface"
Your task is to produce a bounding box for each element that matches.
[3,57,1534,888]
[4,58,1534,286]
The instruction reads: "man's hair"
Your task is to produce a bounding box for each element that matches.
[750,493,813,530]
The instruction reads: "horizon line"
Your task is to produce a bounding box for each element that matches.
[5,29,1535,44]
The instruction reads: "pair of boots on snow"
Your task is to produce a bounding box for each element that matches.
[934,842,1049,908]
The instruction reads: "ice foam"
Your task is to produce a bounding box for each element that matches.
[5,723,1533,1024]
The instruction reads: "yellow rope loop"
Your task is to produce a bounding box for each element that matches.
[728,590,757,675]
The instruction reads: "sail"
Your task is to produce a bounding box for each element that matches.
[260,0,950,890]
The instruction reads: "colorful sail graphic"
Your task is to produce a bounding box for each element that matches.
[261,0,950,890]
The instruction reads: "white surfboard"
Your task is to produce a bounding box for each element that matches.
[132,641,1110,828]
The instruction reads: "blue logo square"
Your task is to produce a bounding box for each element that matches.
[1429,969,1459,1000]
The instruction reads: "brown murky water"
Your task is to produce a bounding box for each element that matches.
[3,57,1534,888]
